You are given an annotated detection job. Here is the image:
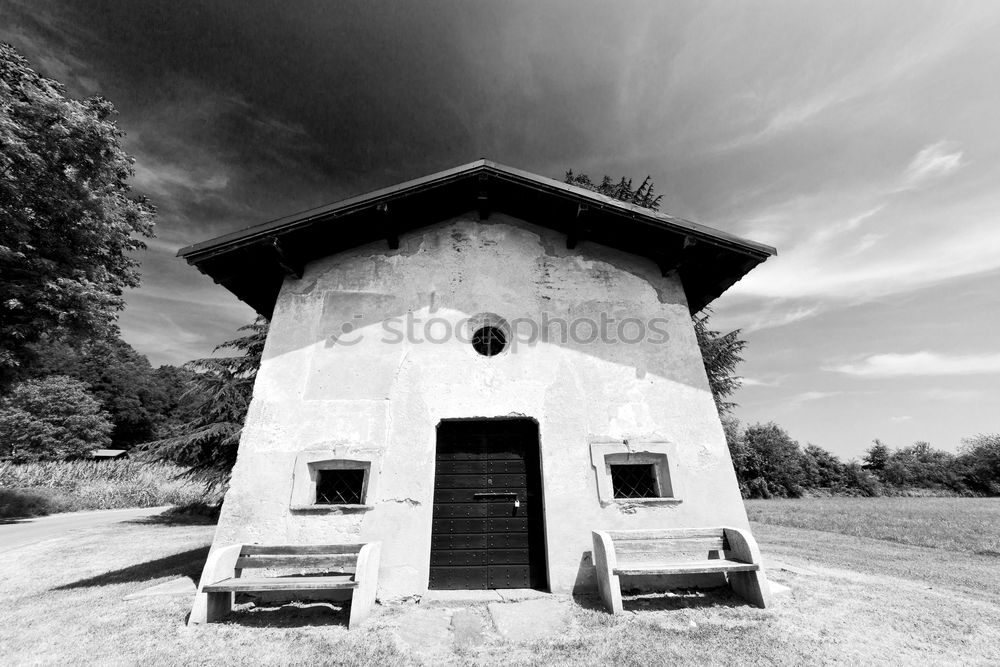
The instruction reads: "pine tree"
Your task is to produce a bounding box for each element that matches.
[143,318,268,487]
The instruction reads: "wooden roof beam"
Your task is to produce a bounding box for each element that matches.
[566,203,589,249]
[267,237,304,279]
[376,202,399,250]
[477,173,491,220]
[654,235,699,276]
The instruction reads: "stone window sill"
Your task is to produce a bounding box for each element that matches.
[289,503,374,513]
[614,497,682,507]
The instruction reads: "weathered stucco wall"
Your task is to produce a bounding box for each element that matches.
[212,213,751,598]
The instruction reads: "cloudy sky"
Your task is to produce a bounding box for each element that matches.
[4,0,998,458]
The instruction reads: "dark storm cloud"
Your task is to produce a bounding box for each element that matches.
[60,0,628,188]
[4,0,1000,455]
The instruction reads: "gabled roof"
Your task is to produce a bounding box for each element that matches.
[178,159,775,316]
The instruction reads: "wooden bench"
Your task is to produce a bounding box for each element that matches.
[591,527,771,613]
[188,542,381,628]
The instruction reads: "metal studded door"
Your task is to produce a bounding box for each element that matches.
[429,419,547,590]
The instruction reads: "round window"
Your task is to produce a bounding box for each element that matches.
[472,325,507,356]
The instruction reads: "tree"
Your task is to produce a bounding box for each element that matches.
[841,461,884,497]
[0,43,155,382]
[564,169,746,415]
[144,318,268,486]
[741,422,806,498]
[882,441,963,491]
[29,337,174,448]
[801,444,847,489]
[721,416,753,496]
[693,309,746,416]
[0,375,112,461]
[565,170,663,210]
[959,433,1000,495]
[153,363,209,437]
[862,439,891,474]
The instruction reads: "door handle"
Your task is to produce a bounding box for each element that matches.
[474,492,520,509]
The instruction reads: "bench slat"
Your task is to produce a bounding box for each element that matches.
[615,536,727,556]
[605,528,725,541]
[235,554,358,570]
[613,559,758,576]
[240,544,366,556]
[203,576,358,593]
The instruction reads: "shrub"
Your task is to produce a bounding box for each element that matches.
[0,488,70,518]
[881,441,966,492]
[841,462,884,497]
[0,375,112,461]
[960,434,1000,495]
[802,444,848,489]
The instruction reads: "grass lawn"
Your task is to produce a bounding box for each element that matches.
[1,499,998,665]
[746,496,1000,554]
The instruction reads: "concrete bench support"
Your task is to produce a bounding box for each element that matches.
[723,527,771,609]
[347,541,381,628]
[189,542,382,628]
[591,526,772,613]
[190,544,242,624]
[592,530,624,614]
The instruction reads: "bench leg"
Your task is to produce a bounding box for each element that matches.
[729,570,771,609]
[592,531,623,614]
[205,592,234,622]
[723,528,773,609]
[189,544,243,626]
[348,541,381,629]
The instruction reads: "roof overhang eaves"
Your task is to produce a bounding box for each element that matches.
[177,160,775,263]
[479,162,776,259]
[177,159,489,261]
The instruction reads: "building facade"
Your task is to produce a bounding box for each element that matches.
[179,161,775,599]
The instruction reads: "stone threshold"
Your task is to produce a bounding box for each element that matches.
[419,588,555,606]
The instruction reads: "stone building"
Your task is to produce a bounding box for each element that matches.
[178,160,775,598]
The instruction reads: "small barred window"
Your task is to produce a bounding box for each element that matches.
[315,469,366,504]
[610,464,659,499]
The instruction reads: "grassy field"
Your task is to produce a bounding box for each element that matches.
[0,460,216,518]
[1,497,998,665]
[746,496,1000,555]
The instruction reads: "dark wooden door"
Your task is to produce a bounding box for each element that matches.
[429,419,547,590]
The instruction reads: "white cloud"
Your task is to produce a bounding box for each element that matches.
[790,390,842,404]
[848,233,885,255]
[890,415,913,422]
[741,377,777,388]
[722,87,854,150]
[739,303,822,333]
[711,4,991,153]
[828,351,1000,377]
[841,206,885,233]
[142,237,184,255]
[726,186,1000,303]
[896,142,964,191]
[132,160,230,197]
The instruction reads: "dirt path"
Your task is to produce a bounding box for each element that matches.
[0,506,171,553]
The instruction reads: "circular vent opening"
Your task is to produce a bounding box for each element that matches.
[472,325,507,356]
